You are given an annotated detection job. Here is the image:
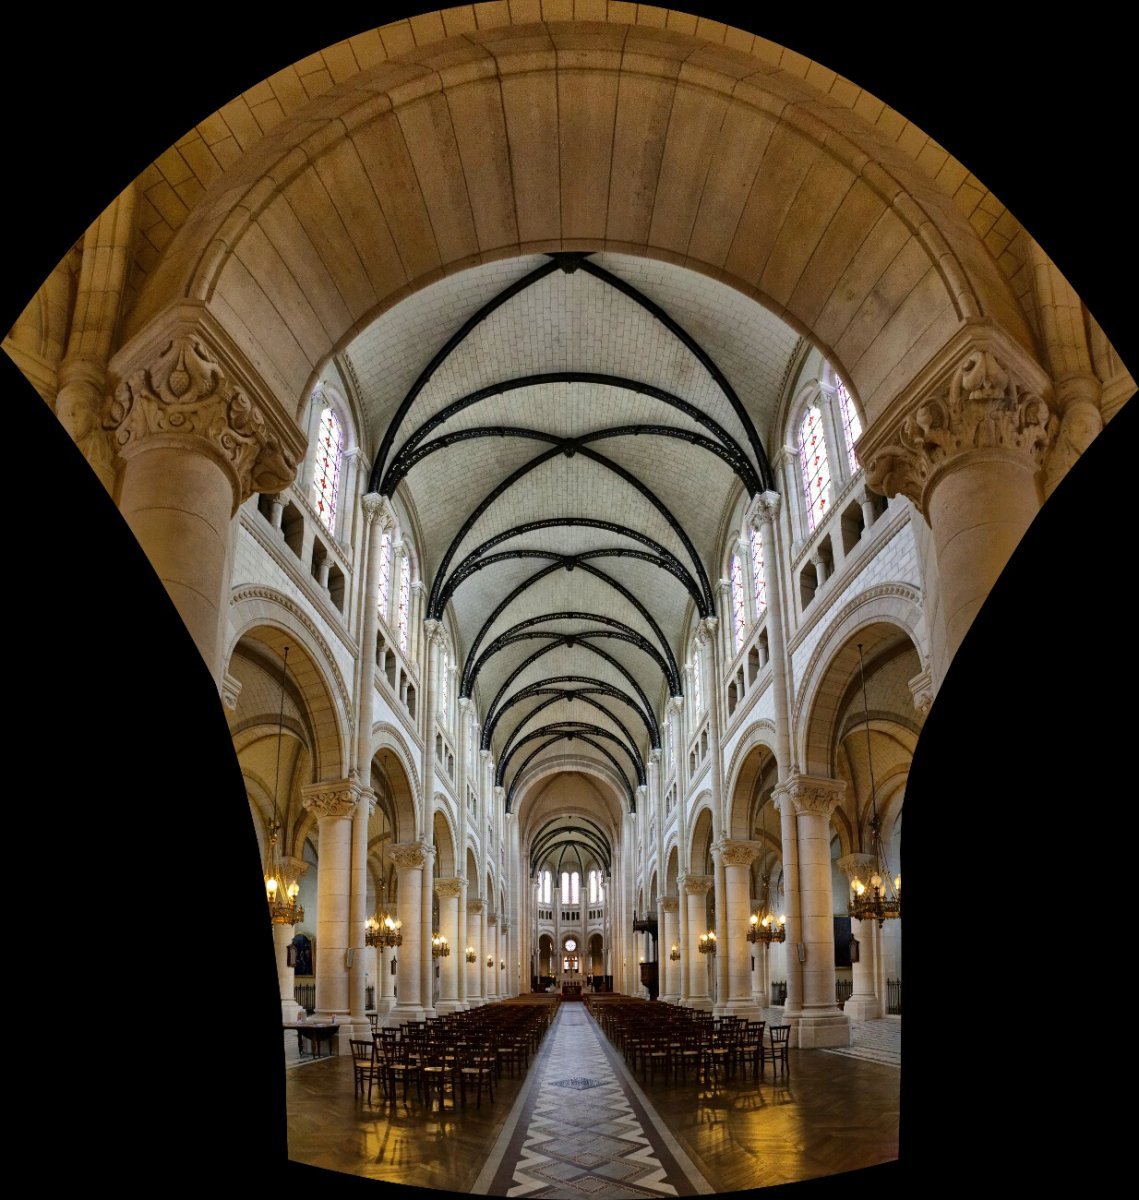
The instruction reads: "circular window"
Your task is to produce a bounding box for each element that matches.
[564,937,577,952]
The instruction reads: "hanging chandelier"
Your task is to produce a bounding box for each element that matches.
[848,644,902,928]
[431,932,450,958]
[264,645,304,926]
[747,803,786,944]
[365,803,402,948]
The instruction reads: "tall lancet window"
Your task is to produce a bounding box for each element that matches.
[798,403,832,532]
[312,406,344,532]
[692,644,702,715]
[377,531,392,623]
[837,377,862,477]
[751,528,767,616]
[730,552,746,652]
[440,646,449,719]
[397,553,410,653]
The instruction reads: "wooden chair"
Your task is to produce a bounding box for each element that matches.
[420,1042,452,1111]
[762,1024,791,1080]
[388,1036,424,1104]
[735,1020,766,1082]
[349,1038,380,1102]
[457,1043,496,1109]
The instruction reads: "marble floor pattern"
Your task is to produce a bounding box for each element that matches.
[476,1003,711,1198]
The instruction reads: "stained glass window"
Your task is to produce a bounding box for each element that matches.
[692,645,702,714]
[837,378,862,477]
[540,871,551,905]
[377,531,392,622]
[589,871,599,903]
[440,646,449,718]
[397,553,410,653]
[570,872,580,903]
[751,529,767,615]
[730,553,746,652]
[667,712,675,771]
[311,406,343,532]
[798,404,832,533]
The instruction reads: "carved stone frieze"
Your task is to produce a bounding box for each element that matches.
[301,779,363,820]
[865,347,1053,513]
[713,838,763,868]
[106,335,298,502]
[390,841,432,871]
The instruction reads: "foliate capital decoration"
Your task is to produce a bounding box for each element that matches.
[864,344,1053,516]
[106,335,298,505]
[680,873,714,896]
[434,876,465,899]
[712,838,763,868]
[697,616,718,645]
[781,773,845,818]
[467,897,486,915]
[389,841,432,872]
[486,911,498,927]
[659,895,680,914]
[423,618,445,645]
[362,492,396,531]
[837,853,877,884]
[908,669,934,717]
[745,490,781,532]
[301,778,363,820]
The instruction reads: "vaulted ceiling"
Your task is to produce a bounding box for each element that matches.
[347,249,804,812]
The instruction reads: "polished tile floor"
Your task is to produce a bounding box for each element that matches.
[284,1001,900,1196]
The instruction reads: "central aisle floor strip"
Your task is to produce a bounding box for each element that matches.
[474,1002,711,1199]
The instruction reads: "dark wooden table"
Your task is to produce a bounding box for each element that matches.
[283,1020,339,1057]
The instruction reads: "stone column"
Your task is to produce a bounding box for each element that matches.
[388,841,430,1026]
[346,789,376,1038]
[862,333,1053,684]
[420,841,436,1018]
[659,896,679,1003]
[106,318,304,680]
[378,944,396,1014]
[785,774,850,1048]
[681,874,714,1009]
[273,921,302,1023]
[501,921,511,996]
[772,784,803,1020]
[301,778,362,1037]
[434,876,464,1013]
[486,912,498,1001]
[467,897,485,1006]
[838,852,883,1021]
[713,839,763,1018]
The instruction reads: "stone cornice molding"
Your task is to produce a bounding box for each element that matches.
[908,669,934,717]
[745,490,782,532]
[659,896,680,913]
[301,778,363,820]
[229,584,354,728]
[434,876,465,898]
[837,853,876,883]
[712,838,763,867]
[106,310,306,510]
[776,774,845,818]
[222,671,242,711]
[860,328,1054,518]
[390,841,433,871]
[679,873,714,896]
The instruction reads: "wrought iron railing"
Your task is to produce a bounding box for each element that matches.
[294,982,315,1013]
[887,978,902,1014]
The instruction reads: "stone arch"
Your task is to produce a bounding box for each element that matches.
[794,584,927,775]
[227,586,353,779]
[465,846,478,891]
[665,845,680,897]
[123,19,1033,447]
[432,805,457,878]
[688,800,715,875]
[371,728,419,847]
[724,720,779,837]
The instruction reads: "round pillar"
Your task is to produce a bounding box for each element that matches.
[434,877,463,1013]
[713,838,763,1017]
[388,841,430,1025]
[681,874,713,1009]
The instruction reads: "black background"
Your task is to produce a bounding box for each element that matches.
[8,6,1132,1195]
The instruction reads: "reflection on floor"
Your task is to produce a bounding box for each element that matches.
[284,1001,900,1196]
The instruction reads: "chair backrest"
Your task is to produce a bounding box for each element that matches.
[350,1037,374,1063]
[769,1024,790,1045]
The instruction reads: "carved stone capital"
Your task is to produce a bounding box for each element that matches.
[389,841,433,872]
[837,853,877,884]
[423,618,445,645]
[480,749,493,762]
[679,873,714,896]
[745,490,781,532]
[659,895,680,914]
[362,492,396,530]
[862,338,1053,517]
[106,332,300,506]
[486,911,498,927]
[1042,375,1104,496]
[467,897,485,915]
[221,671,242,711]
[776,773,845,818]
[649,747,662,765]
[908,669,934,717]
[712,837,763,868]
[434,876,465,899]
[697,616,719,644]
[301,778,363,820]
